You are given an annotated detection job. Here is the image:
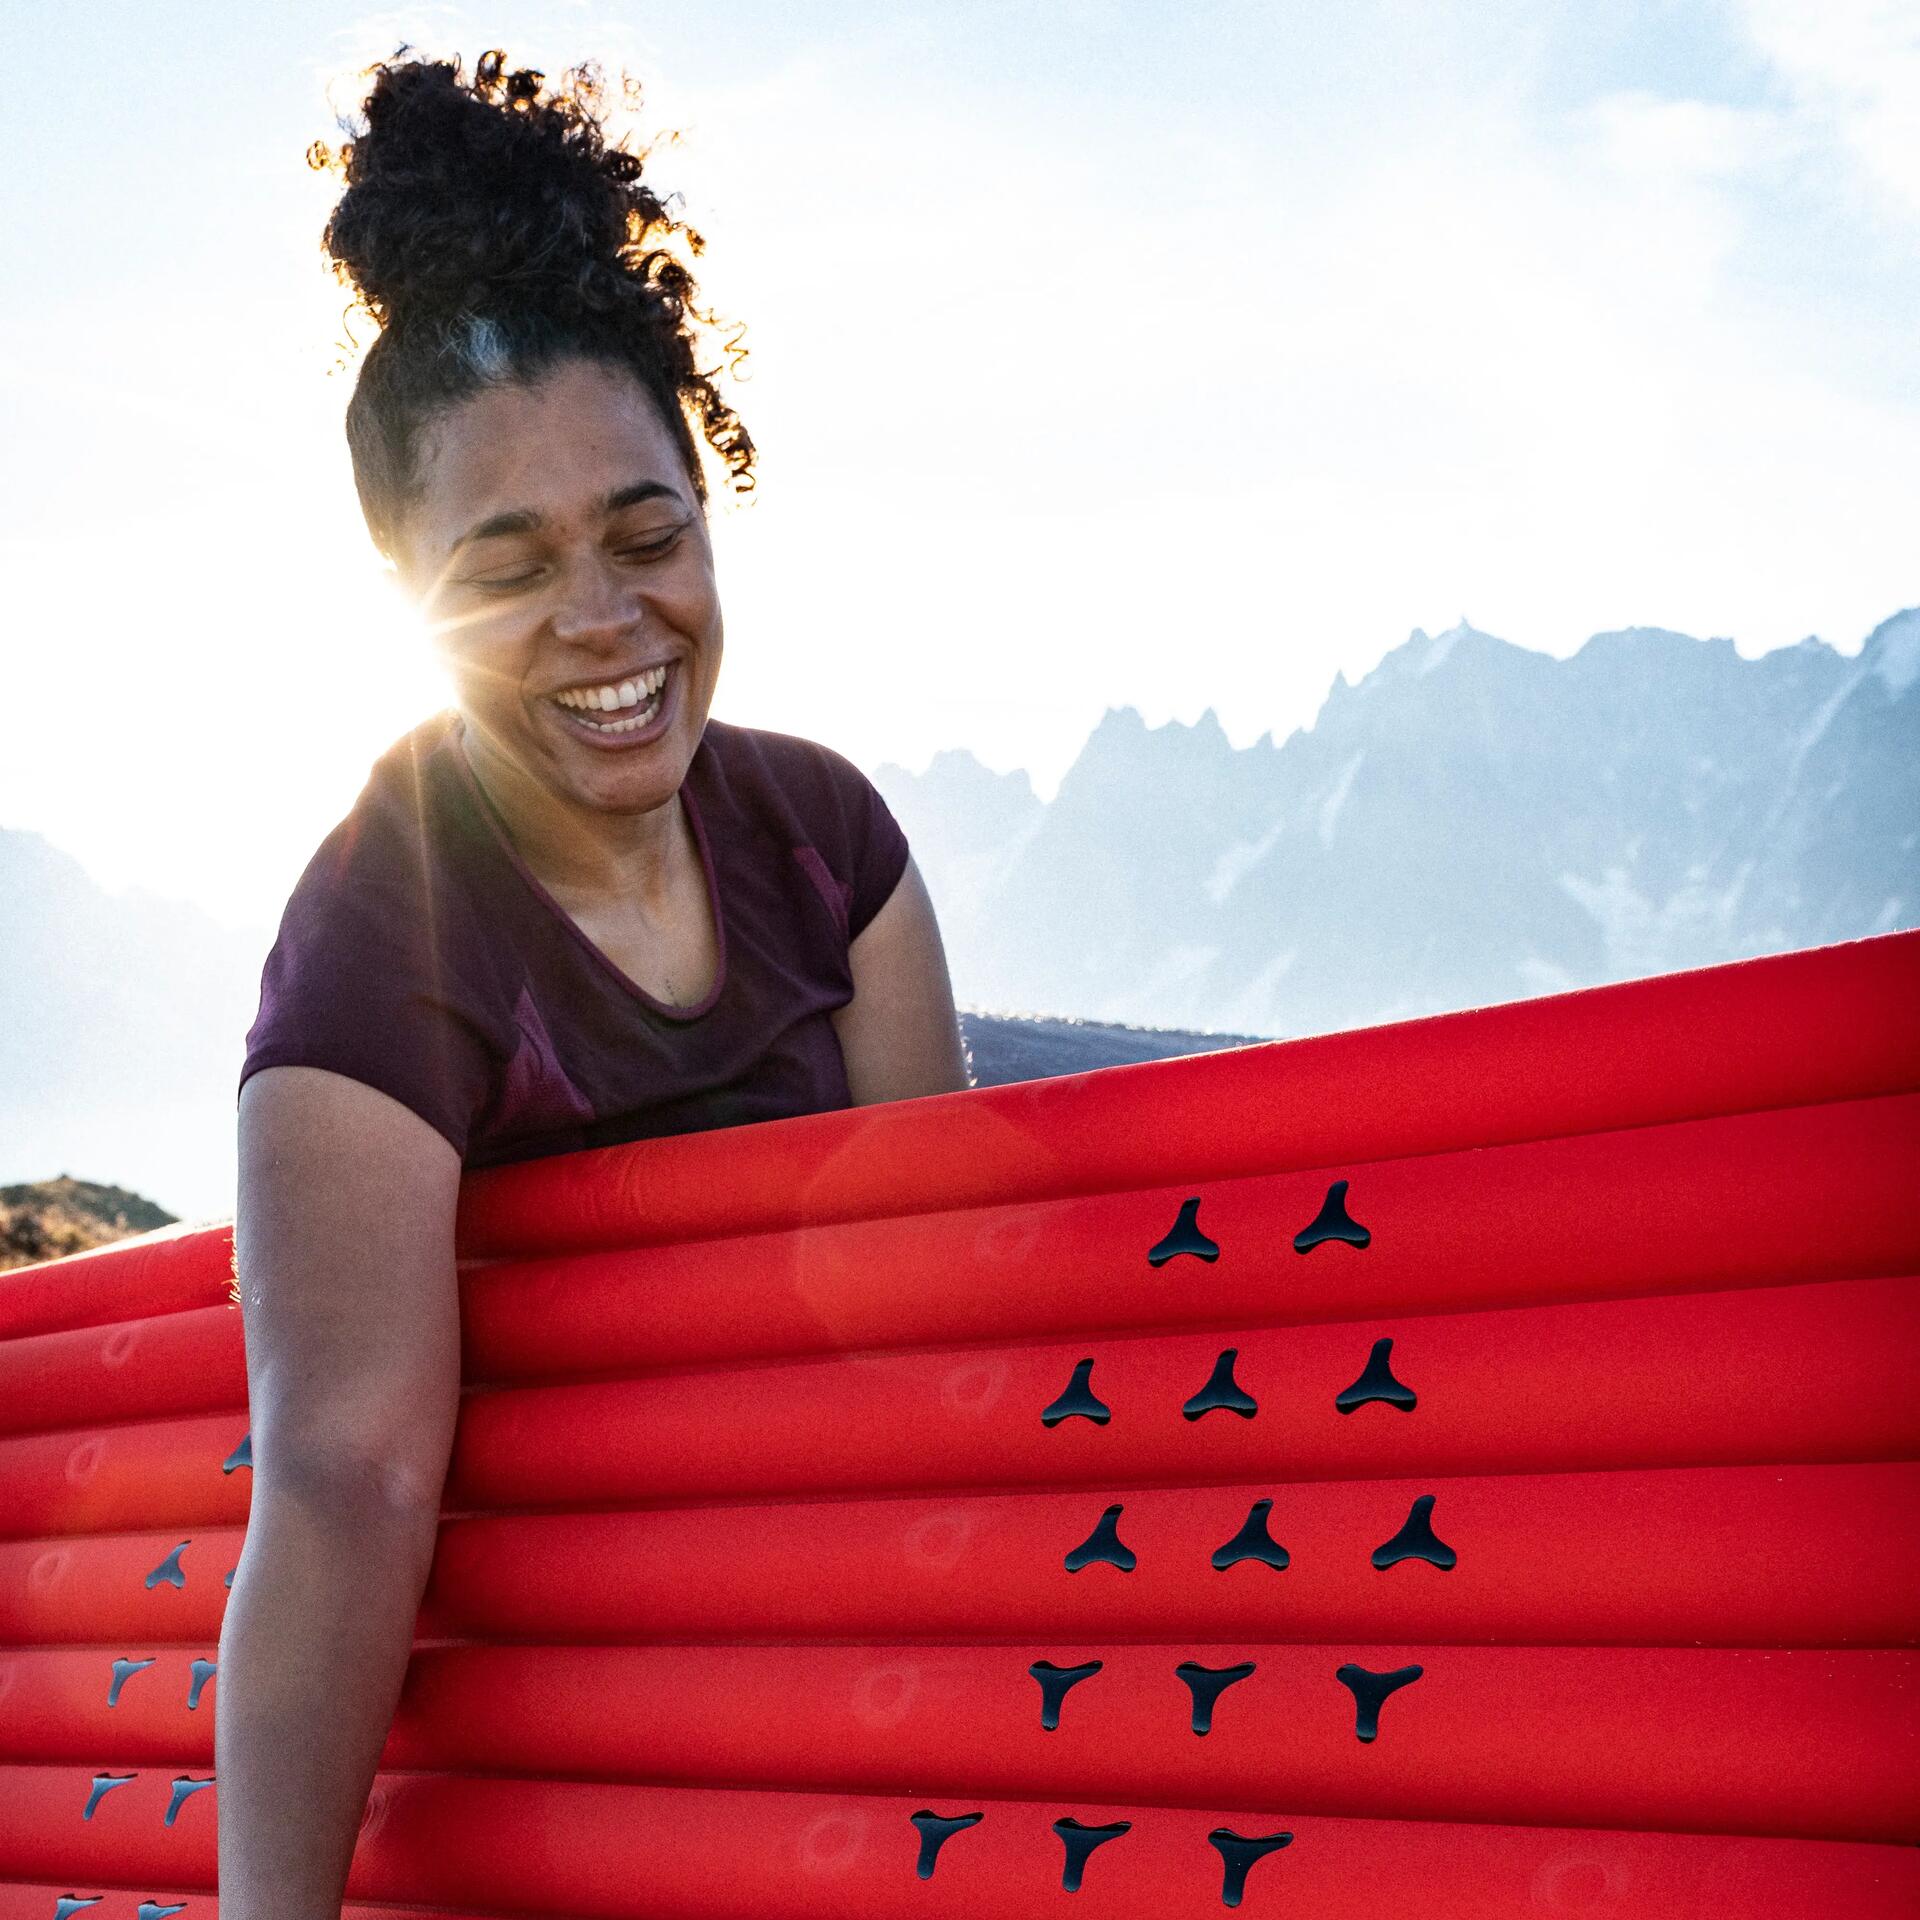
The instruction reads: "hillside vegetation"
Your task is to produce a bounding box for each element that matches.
[0,1176,176,1272]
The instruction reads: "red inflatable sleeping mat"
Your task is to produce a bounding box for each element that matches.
[3,930,1918,1918]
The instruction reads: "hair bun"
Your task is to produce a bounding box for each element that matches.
[319,50,666,329]
[319,47,755,550]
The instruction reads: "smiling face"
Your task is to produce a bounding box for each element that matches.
[397,356,722,822]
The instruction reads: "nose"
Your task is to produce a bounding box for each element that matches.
[549,551,642,649]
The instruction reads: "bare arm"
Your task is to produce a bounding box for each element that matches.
[217,1066,463,1920]
[830,855,972,1104]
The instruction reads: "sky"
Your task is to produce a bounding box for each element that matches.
[2,0,1916,933]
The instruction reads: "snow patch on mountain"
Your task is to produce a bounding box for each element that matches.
[1207,820,1285,904]
[1557,863,1781,979]
[1318,751,1365,846]
[1790,662,1870,773]
[1418,623,1467,677]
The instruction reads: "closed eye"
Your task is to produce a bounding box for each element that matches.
[456,524,685,591]
[462,567,545,592]
[616,528,684,561]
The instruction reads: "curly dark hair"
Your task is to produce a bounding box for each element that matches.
[312,48,755,561]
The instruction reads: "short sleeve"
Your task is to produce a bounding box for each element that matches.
[238,856,499,1159]
[840,758,912,938]
[753,728,911,938]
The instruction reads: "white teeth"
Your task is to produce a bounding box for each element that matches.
[558,687,663,734]
[552,665,671,711]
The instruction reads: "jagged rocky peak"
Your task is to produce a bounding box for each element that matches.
[1358,615,1507,687]
[888,746,1038,803]
[1417,618,1477,675]
[876,604,1914,1042]
[929,745,1011,780]
[1563,626,1737,683]
[871,746,1042,860]
[1863,605,1920,698]
[1783,632,1845,657]
[1077,702,1238,767]
[1092,702,1232,736]
[1092,704,1148,736]
[875,746,1033,809]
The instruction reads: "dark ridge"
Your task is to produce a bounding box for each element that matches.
[1,1174,176,1271]
[959,1011,1262,1088]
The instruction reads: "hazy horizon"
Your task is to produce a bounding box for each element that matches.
[6,602,1911,940]
[2,1,1917,930]
[6,609,1912,1218]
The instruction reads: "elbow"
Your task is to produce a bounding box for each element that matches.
[251,1417,451,1534]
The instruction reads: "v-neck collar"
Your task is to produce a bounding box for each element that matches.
[444,713,728,1023]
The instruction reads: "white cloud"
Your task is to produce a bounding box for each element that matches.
[1580,90,1797,184]
[1733,0,1920,220]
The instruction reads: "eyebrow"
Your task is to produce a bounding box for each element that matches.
[605,480,681,514]
[447,480,684,557]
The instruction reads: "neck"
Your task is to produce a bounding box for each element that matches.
[456,717,687,908]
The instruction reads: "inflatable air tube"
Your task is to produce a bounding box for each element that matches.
[1,931,1917,1918]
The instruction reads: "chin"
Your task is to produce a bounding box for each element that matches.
[558,730,695,809]
[582,769,686,815]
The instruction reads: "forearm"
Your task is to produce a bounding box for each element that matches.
[215,1480,439,1920]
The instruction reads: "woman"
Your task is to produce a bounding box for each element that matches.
[219,50,969,1919]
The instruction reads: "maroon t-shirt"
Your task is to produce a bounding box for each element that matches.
[238,709,911,1169]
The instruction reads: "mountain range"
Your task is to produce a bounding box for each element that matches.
[3,607,1914,1218]
[876,609,1919,1038]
